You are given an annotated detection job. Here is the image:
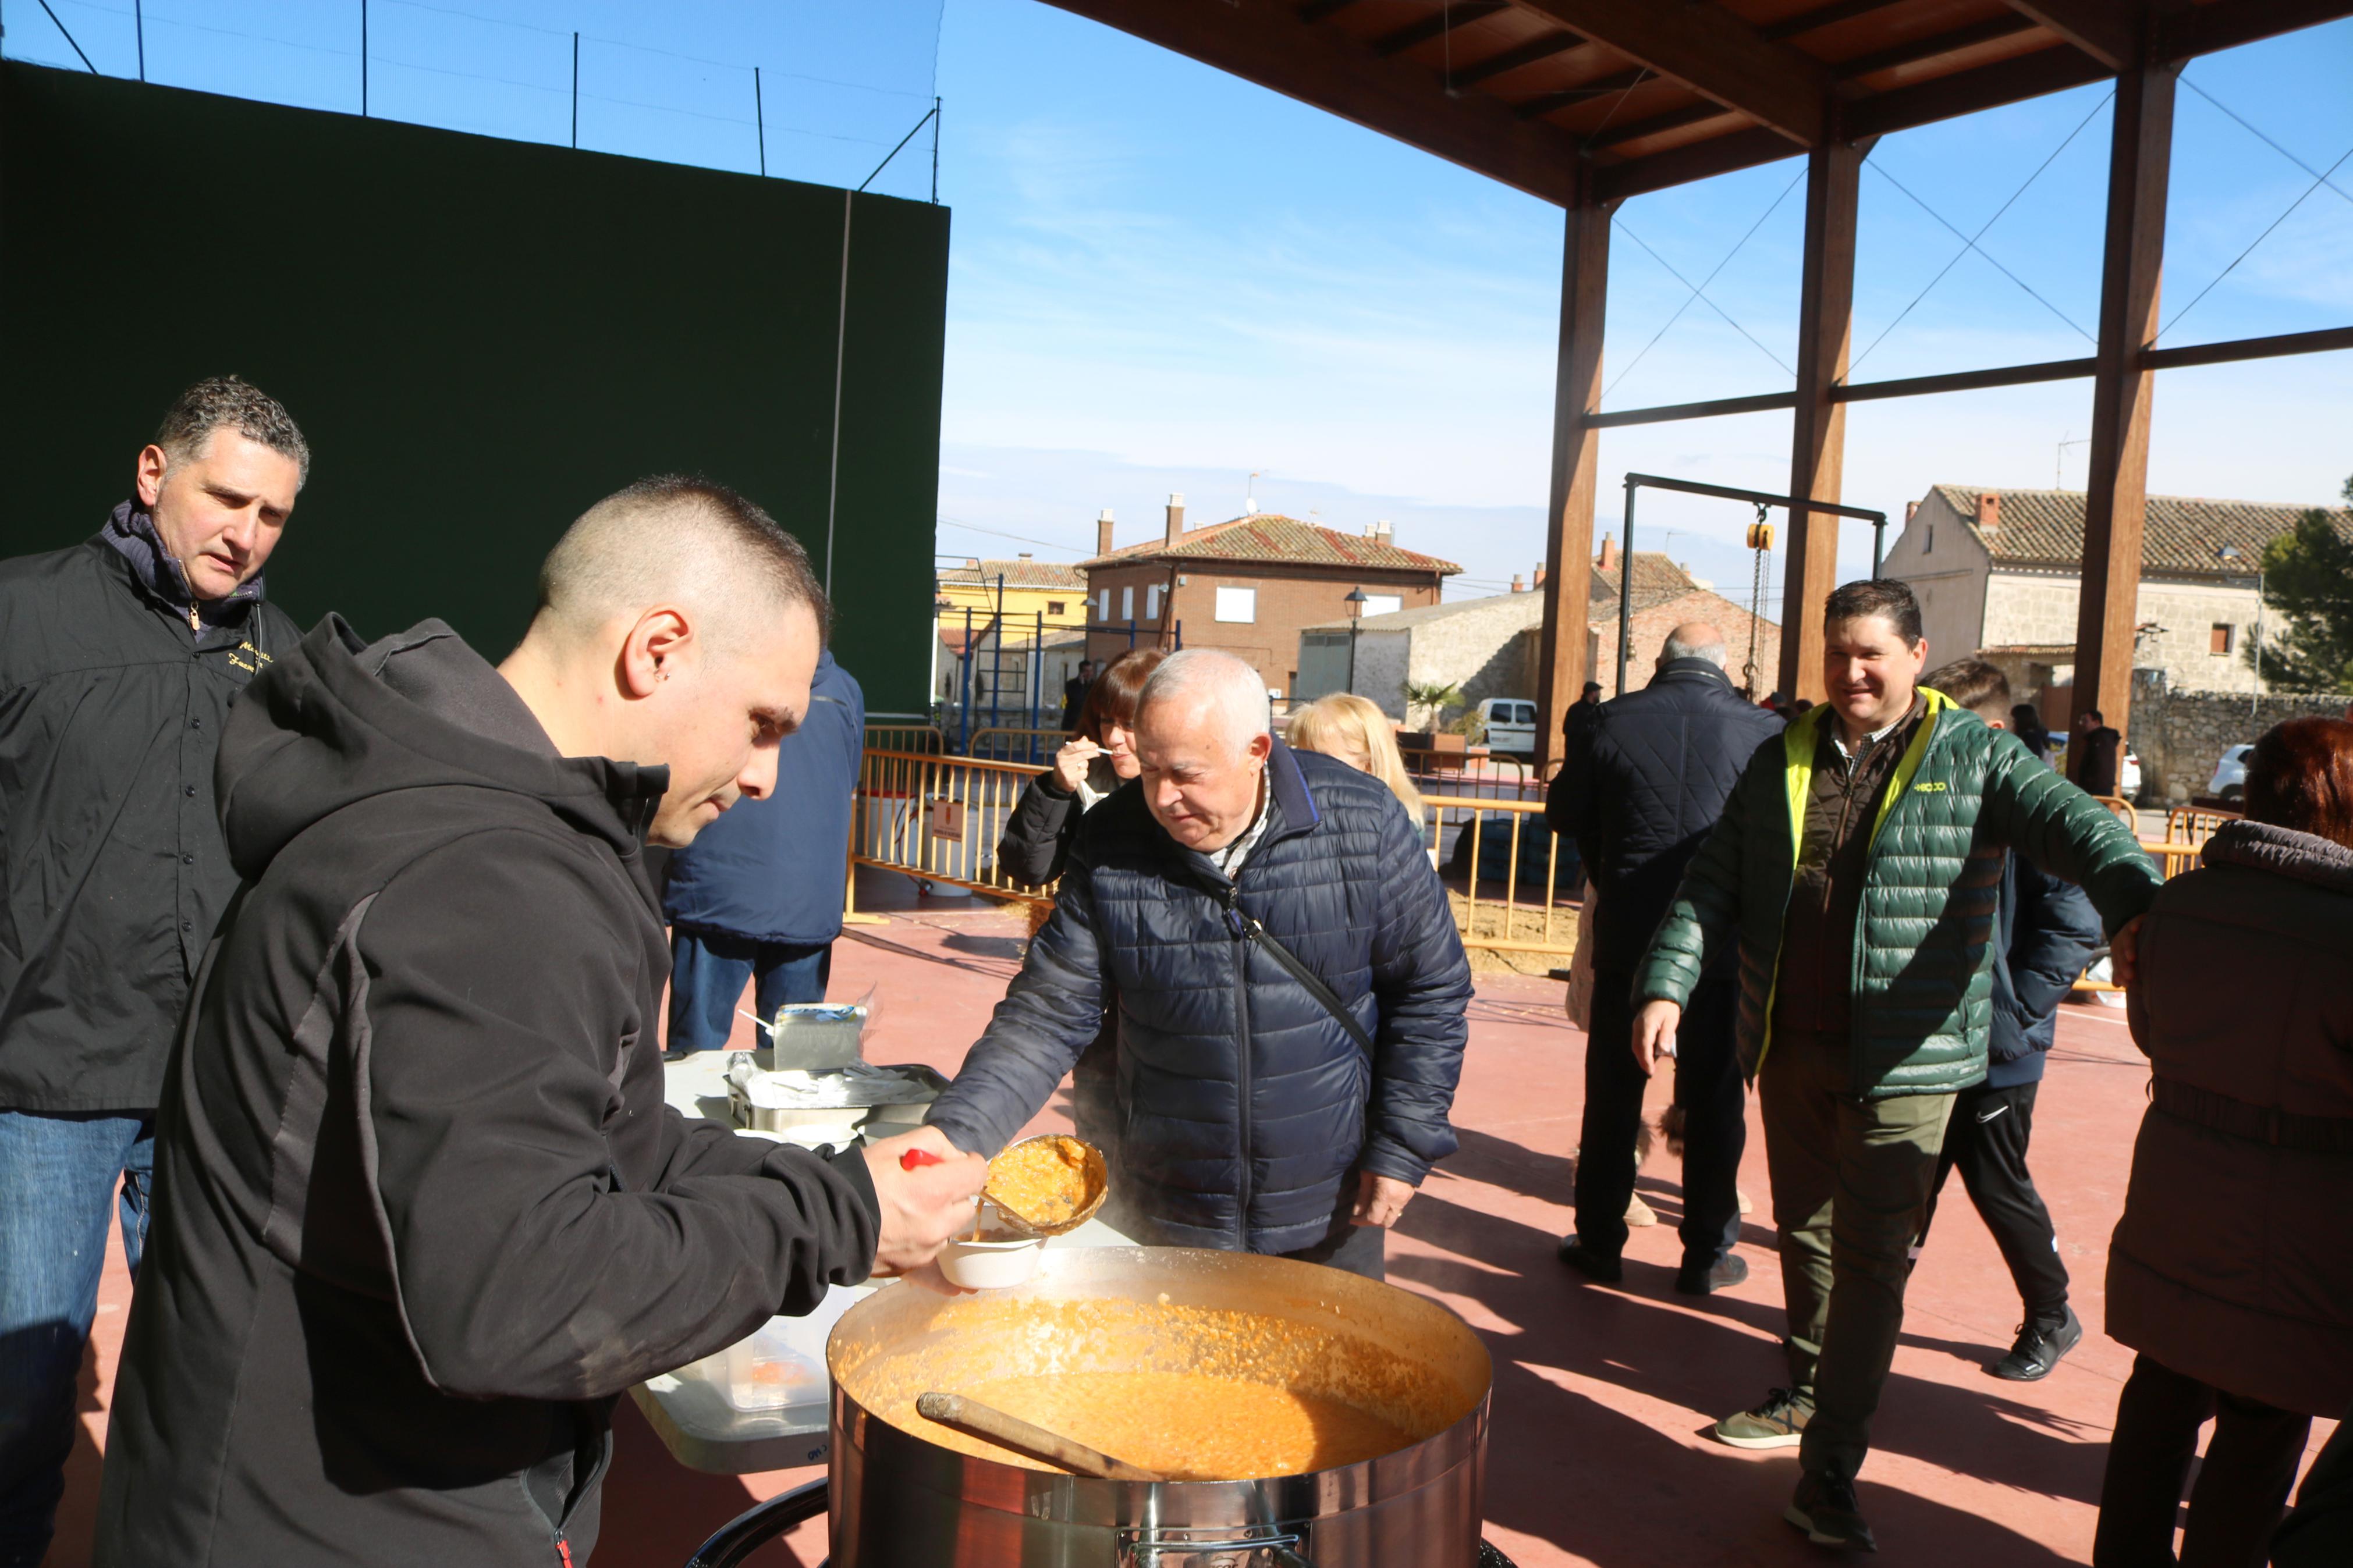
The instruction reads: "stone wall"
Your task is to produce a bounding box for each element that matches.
[2127,674,2350,802]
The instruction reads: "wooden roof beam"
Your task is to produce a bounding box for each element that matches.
[1833,14,2043,80]
[1039,0,1587,206]
[1844,42,2110,138]
[1513,67,1647,119]
[1759,0,1908,43]
[1372,1,1510,58]
[1999,2,2138,70]
[2156,0,2353,61]
[1595,125,1798,201]
[1501,0,1832,145]
[1450,30,1588,86]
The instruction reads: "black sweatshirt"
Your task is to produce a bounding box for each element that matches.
[96,618,881,1568]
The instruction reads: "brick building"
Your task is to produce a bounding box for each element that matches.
[1884,484,2353,706]
[1081,496,1460,698]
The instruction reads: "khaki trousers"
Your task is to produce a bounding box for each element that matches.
[1759,1029,1955,1482]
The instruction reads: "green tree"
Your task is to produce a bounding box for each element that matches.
[1403,680,1464,728]
[2251,473,2353,692]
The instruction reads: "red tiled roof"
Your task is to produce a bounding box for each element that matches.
[1589,552,1699,616]
[1932,485,2353,579]
[1080,514,1461,575]
[938,557,1088,591]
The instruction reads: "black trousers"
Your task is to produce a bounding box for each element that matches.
[1918,1077,2070,1322]
[2093,1352,2312,1568]
[1575,972,1744,1265]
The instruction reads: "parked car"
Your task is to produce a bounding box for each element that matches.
[1478,698,1538,757]
[2208,743,2255,802]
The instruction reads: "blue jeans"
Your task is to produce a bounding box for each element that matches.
[667,930,835,1052]
[0,1111,154,1568]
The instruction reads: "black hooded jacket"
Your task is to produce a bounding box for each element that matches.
[95,618,881,1568]
[0,510,299,1111]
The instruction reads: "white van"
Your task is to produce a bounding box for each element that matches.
[1478,698,1538,757]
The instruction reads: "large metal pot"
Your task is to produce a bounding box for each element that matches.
[825,1247,1492,1567]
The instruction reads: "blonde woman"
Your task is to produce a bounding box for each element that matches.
[1286,693,1424,820]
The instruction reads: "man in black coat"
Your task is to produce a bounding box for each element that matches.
[1059,658,1095,731]
[2070,707,2123,797]
[94,478,986,1567]
[1914,660,2100,1381]
[926,649,1472,1280]
[1546,623,1781,1294]
[0,377,307,1567]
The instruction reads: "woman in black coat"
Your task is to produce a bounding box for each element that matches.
[2095,716,2353,1568]
[994,648,1163,1158]
[996,648,1163,885]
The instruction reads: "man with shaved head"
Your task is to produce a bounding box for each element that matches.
[96,477,987,1567]
[1546,620,1781,1296]
[927,649,1472,1278]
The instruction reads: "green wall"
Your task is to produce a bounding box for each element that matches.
[0,62,947,711]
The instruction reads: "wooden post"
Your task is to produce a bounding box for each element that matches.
[1536,190,1612,770]
[2072,54,2174,744]
[1780,133,1869,703]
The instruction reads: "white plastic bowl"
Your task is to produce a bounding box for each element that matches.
[936,1232,1045,1289]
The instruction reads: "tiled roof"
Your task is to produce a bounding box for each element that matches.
[1081,514,1461,575]
[1591,552,1699,616]
[938,557,1088,591]
[1932,485,2353,579]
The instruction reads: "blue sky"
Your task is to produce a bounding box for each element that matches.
[12,0,2349,603]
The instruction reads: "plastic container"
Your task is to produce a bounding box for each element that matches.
[709,1319,830,1414]
[935,1233,1045,1290]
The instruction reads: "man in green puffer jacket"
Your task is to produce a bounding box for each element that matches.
[1629,579,2162,1552]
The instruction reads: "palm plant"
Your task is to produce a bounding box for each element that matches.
[1404,680,1465,730]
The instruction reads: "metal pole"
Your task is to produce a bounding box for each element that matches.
[931,96,942,205]
[2251,566,2263,723]
[360,0,368,114]
[1347,622,1359,692]
[136,0,145,81]
[570,33,579,148]
[961,606,974,752]
[1617,481,1636,698]
[754,67,765,176]
[1872,517,1886,578]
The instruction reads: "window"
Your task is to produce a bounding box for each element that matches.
[1098,588,1111,620]
[1363,593,1403,617]
[2210,623,2234,655]
[1215,586,1257,624]
[1145,584,1162,619]
[1924,525,1934,554]
[1121,586,1135,621]
[1514,703,1538,724]
[1046,600,1065,616]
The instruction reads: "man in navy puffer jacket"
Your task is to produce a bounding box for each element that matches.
[925,650,1472,1278]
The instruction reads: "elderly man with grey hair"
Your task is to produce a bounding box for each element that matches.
[927,649,1473,1278]
[1545,620,1781,1295]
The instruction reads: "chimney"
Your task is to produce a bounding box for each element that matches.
[1534,563,1546,588]
[1374,518,1392,539]
[1510,573,1525,593]
[1017,551,1033,560]
[1904,500,1918,526]
[1976,492,2001,532]
[1596,532,1620,573]
[1164,492,1186,547]
[1096,508,1115,556]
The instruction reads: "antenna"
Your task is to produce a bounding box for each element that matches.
[2056,431,2091,488]
[1246,470,1261,515]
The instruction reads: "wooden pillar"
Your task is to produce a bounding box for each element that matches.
[1779,134,1869,702]
[1536,191,1612,770]
[2072,55,2174,742]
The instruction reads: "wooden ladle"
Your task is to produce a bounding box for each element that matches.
[915,1391,1161,1481]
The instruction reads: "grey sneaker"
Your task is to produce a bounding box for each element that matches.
[1712,1386,1812,1449]
[1785,1471,1878,1552]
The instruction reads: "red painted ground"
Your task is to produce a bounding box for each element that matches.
[47,867,2334,1566]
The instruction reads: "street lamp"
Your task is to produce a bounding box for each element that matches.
[1344,586,1369,693]
[2218,544,2262,723]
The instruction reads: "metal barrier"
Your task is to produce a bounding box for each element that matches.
[854,748,1056,909]
[1422,794,1581,960]
[968,726,1070,766]
[2165,804,2238,844]
[864,719,946,755]
[1401,752,1545,804]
